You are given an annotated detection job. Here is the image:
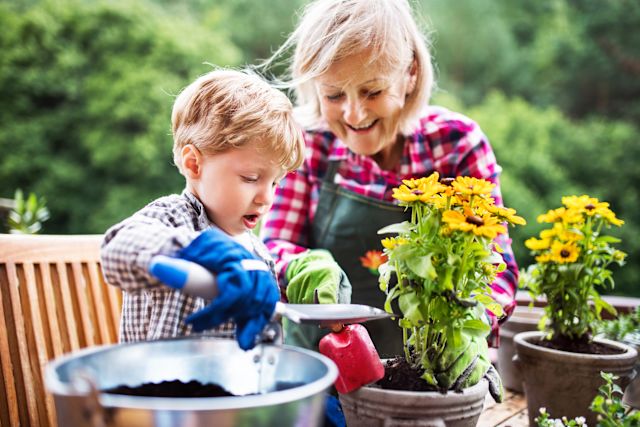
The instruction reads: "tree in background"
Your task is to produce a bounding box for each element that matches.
[0,0,637,296]
[0,0,240,233]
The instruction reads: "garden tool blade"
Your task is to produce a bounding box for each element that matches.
[276,303,394,328]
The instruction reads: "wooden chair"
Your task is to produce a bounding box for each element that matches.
[0,234,122,427]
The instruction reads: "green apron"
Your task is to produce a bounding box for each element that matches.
[310,160,410,357]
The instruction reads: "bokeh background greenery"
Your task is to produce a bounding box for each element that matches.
[1,0,638,297]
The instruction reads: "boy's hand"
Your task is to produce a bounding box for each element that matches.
[285,249,351,305]
[178,228,279,350]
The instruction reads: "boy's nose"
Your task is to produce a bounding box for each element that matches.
[255,185,275,207]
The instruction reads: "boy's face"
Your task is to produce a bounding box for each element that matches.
[189,143,286,236]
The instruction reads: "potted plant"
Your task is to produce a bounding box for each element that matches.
[514,195,638,426]
[339,172,525,426]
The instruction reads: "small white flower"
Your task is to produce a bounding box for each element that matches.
[540,407,547,414]
[554,419,565,427]
[576,417,586,426]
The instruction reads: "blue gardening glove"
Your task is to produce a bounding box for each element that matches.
[433,333,503,402]
[285,249,351,304]
[283,249,351,350]
[178,228,279,350]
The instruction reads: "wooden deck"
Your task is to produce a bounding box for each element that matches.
[478,390,529,427]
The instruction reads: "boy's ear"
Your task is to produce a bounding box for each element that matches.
[181,144,202,179]
[406,59,418,96]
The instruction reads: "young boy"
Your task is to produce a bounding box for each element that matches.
[100,69,307,350]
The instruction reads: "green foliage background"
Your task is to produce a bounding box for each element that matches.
[1,0,638,297]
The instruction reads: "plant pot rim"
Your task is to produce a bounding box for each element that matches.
[344,376,489,400]
[514,330,638,361]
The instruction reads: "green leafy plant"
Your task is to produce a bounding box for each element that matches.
[595,308,640,344]
[378,172,525,390]
[7,189,50,234]
[535,372,640,427]
[521,195,627,344]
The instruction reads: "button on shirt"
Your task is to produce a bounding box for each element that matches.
[101,190,275,343]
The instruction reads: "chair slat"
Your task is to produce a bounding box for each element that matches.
[6,262,40,426]
[40,262,65,358]
[70,262,96,347]
[0,234,121,427]
[0,265,21,427]
[56,261,81,352]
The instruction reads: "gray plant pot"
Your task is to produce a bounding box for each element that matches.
[339,379,488,427]
[496,305,544,392]
[514,331,637,426]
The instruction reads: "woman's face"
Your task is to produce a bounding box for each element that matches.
[314,51,416,164]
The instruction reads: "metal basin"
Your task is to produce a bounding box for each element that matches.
[45,336,338,427]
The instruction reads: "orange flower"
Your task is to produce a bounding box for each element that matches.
[360,250,387,275]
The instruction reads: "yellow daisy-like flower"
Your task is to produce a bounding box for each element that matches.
[601,209,624,227]
[485,204,527,225]
[392,185,422,202]
[535,252,553,263]
[537,207,566,223]
[441,210,506,239]
[562,195,610,216]
[525,237,551,251]
[549,241,580,264]
[452,176,495,197]
[381,237,408,250]
[394,173,447,203]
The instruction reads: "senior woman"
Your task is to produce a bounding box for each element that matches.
[260,0,518,358]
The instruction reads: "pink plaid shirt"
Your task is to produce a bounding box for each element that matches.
[261,106,518,346]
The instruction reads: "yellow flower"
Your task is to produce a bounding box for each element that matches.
[601,209,624,227]
[525,237,551,251]
[451,176,495,196]
[549,241,580,263]
[381,237,408,250]
[485,204,527,225]
[394,173,447,203]
[535,253,553,263]
[441,210,506,239]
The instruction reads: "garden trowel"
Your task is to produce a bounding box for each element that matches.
[149,255,393,393]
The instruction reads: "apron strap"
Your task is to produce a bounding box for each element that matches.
[323,159,341,184]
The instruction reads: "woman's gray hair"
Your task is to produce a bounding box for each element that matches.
[261,0,434,134]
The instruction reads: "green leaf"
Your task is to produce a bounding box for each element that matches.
[462,319,490,337]
[378,221,413,235]
[406,255,437,280]
[399,292,424,325]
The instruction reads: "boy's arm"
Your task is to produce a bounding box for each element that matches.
[101,213,199,292]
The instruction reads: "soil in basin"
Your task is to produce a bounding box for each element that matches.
[103,379,305,397]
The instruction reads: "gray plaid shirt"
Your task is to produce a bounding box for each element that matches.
[100,190,276,343]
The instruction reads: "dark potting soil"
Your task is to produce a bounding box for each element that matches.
[375,357,438,392]
[104,380,235,397]
[534,335,625,355]
[103,379,305,397]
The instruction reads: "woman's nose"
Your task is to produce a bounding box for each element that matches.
[343,97,366,125]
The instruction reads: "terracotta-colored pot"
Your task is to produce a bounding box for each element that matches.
[514,331,637,426]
